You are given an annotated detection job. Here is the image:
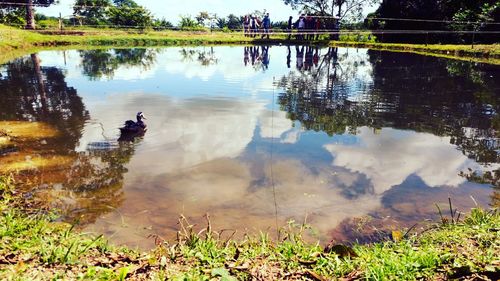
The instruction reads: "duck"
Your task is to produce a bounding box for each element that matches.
[119,112,147,141]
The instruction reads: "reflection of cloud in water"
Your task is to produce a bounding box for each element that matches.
[112,64,160,81]
[73,96,483,250]
[87,157,382,248]
[324,127,479,193]
[77,93,297,175]
[259,110,297,143]
[163,47,258,82]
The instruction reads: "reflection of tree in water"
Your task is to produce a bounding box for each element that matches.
[0,54,89,151]
[54,143,136,224]
[179,47,218,66]
[79,48,158,80]
[277,49,499,165]
[0,54,139,225]
[368,52,499,165]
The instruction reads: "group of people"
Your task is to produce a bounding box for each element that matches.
[243,13,271,38]
[243,13,340,41]
[287,15,339,41]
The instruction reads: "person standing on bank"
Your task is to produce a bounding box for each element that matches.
[287,16,293,40]
[262,13,271,39]
[250,16,255,37]
[243,15,250,36]
[297,14,305,40]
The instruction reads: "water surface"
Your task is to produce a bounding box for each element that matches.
[0,46,498,248]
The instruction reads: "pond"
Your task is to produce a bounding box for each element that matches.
[0,46,498,249]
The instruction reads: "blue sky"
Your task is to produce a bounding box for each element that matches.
[39,0,377,24]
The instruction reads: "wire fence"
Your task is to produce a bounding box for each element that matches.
[3,22,499,37]
[1,3,499,45]
[1,2,500,26]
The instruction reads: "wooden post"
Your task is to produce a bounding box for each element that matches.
[471,31,475,49]
[59,13,63,31]
[25,0,35,29]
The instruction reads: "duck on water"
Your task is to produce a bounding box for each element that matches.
[118,112,147,142]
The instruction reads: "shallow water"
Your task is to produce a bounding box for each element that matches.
[0,46,498,249]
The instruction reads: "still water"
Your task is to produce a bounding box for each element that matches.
[0,46,498,249]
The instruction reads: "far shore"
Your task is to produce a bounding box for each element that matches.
[1,25,499,65]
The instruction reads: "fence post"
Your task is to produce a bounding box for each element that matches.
[471,31,475,49]
[59,13,63,31]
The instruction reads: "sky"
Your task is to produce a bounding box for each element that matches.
[39,0,378,24]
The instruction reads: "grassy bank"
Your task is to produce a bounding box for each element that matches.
[1,25,499,65]
[0,176,498,280]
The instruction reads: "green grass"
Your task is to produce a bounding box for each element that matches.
[1,24,499,65]
[0,175,498,280]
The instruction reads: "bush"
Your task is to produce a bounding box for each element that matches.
[37,19,60,29]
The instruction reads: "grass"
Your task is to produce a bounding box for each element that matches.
[1,24,499,65]
[0,175,498,280]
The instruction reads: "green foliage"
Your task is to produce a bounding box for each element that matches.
[153,18,174,30]
[214,14,242,30]
[0,8,25,26]
[216,17,227,29]
[179,15,204,30]
[72,0,153,28]
[73,0,112,26]
[37,18,59,29]
[283,0,379,21]
[106,1,153,28]
[226,14,241,30]
[195,11,211,27]
[373,0,500,43]
[0,0,56,29]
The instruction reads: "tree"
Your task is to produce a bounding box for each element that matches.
[283,0,379,21]
[216,17,227,29]
[0,6,25,26]
[73,0,111,26]
[153,18,173,30]
[226,14,242,30]
[179,15,200,29]
[372,0,500,43]
[106,0,153,28]
[195,11,210,26]
[0,0,56,29]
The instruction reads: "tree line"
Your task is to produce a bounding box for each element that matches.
[1,0,498,43]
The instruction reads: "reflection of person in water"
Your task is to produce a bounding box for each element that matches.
[244,47,249,66]
[250,46,260,65]
[304,46,314,71]
[287,16,293,40]
[286,46,291,68]
[313,47,319,67]
[262,46,270,69]
[296,45,304,70]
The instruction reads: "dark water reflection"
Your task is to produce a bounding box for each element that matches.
[0,46,498,248]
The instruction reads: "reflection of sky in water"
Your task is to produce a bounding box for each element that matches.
[34,47,492,248]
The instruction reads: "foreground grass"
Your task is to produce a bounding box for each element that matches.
[0,176,498,280]
[1,25,499,65]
